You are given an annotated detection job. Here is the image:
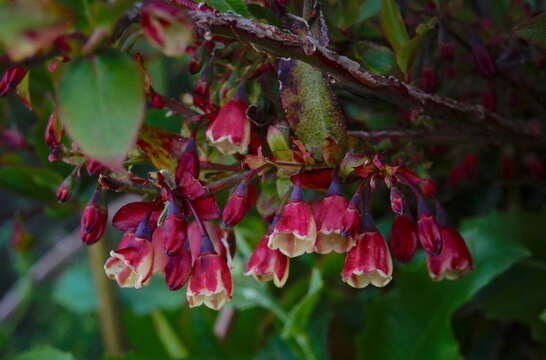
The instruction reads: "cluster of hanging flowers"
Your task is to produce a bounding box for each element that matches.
[64,89,474,310]
[41,0,472,311]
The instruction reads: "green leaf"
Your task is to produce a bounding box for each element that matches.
[53,262,97,314]
[58,51,145,169]
[247,4,281,26]
[231,266,288,322]
[0,165,62,200]
[206,0,231,12]
[121,275,184,315]
[13,346,74,360]
[357,0,382,22]
[356,211,529,360]
[282,269,323,338]
[396,18,436,74]
[206,0,249,16]
[150,309,189,359]
[356,42,395,74]
[278,60,347,161]
[471,209,546,341]
[225,0,250,17]
[515,12,546,47]
[381,0,409,55]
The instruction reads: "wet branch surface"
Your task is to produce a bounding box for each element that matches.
[185,8,545,148]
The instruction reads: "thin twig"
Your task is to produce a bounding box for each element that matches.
[181,8,545,148]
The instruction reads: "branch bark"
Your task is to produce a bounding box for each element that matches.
[183,7,545,149]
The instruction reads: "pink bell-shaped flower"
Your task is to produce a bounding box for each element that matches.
[342,212,393,288]
[206,85,251,155]
[314,176,353,254]
[268,185,316,257]
[245,231,289,287]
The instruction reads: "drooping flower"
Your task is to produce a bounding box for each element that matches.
[44,109,62,147]
[141,1,192,57]
[80,188,108,245]
[56,175,72,203]
[153,197,187,255]
[426,226,473,280]
[164,244,192,290]
[342,212,393,288]
[104,219,155,289]
[389,186,404,215]
[187,232,232,310]
[245,233,289,287]
[421,178,436,197]
[417,198,442,255]
[222,180,251,227]
[340,190,361,237]
[206,85,251,155]
[314,177,353,254]
[268,185,316,257]
[389,214,418,262]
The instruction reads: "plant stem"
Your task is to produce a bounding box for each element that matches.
[182,7,546,149]
[87,240,128,357]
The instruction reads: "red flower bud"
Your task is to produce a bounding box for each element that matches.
[417,199,442,255]
[245,234,289,287]
[314,178,353,254]
[480,87,496,111]
[0,66,27,97]
[418,66,437,93]
[462,153,478,178]
[192,66,212,111]
[175,139,200,180]
[206,86,251,155]
[56,176,72,203]
[448,164,465,187]
[45,109,63,147]
[86,159,105,176]
[268,185,317,257]
[426,226,473,280]
[342,229,393,288]
[222,180,251,227]
[0,128,26,149]
[389,186,404,215]
[188,58,201,74]
[80,189,108,245]
[150,92,165,109]
[439,41,455,60]
[389,215,418,262]
[421,178,437,197]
